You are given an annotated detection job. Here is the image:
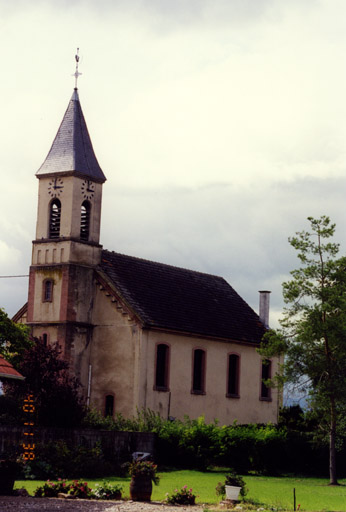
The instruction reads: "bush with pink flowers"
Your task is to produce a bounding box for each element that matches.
[165,485,196,505]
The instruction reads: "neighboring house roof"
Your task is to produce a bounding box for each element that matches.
[0,355,24,381]
[12,302,28,323]
[36,89,106,183]
[100,250,266,344]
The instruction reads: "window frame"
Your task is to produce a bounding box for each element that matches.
[191,348,206,395]
[154,343,170,392]
[42,279,54,303]
[226,352,240,398]
[260,359,272,401]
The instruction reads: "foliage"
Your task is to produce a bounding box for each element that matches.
[91,480,122,500]
[165,485,196,505]
[1,338,85,427]
[67,479,92,499]
[216,471,248,499]
[82,407,166,431]
[22,440,112,479]
[0,308,32,368]
[34,478,69,497]
[259,216,346,484]
[34,478,92,499]
[81,408,334,476]
[124,460,160,485]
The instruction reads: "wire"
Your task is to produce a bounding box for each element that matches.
[0,275,29,278]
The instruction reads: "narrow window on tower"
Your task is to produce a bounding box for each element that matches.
[192,348,206,394]
[155,343,170,391]
[104,395,114,417]
[43,279,53,302]
[80,201,90,241]
[260,359,272,400]
[49,199,61,239]
[227,353,240,397]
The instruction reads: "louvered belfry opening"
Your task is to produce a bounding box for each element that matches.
[49,199,61,239]
[80,201,90,241]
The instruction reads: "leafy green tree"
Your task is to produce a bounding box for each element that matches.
[259,216,346,484]
[0,308,32,368]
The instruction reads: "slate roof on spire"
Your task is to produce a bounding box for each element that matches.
[36,89,106,182]
[100,250,266,343]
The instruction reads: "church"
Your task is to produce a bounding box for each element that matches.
[15,85,281,425]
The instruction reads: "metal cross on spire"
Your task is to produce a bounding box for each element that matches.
[73,48,82,89]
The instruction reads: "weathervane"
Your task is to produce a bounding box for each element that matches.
[73,48,82,89]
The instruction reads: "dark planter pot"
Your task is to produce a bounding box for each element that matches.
[0,461,18,496]
[130,475,152,501]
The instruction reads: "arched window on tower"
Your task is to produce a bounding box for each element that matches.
[42,279,54,302]
[80,201,91,241]
[49,199,61,239]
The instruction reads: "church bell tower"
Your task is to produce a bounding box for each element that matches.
[27,63,106,391]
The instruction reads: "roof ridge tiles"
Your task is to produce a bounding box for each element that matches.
[102,249,226,281]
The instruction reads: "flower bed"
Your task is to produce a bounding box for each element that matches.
[34,479,122,500]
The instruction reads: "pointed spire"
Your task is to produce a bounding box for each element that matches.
[36,89,106,182]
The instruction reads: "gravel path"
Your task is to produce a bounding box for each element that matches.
[0,497,205,512]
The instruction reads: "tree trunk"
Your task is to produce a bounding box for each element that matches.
[329,397,338,485]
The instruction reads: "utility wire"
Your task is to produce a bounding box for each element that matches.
[0,275,29,278]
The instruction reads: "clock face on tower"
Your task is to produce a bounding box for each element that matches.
[81,179,95,200]
[48,177,64,197]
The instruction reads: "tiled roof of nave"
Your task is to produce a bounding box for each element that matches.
[100,250,266,344]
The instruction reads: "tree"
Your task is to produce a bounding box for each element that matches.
[259,216,346,484]
[1,338,85,427]
[0,308,32,368]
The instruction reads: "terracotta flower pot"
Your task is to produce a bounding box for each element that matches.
[130,475,152,501]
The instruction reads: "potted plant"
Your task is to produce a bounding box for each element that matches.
[216,470,247,502]
[0,459,20,495]
[124,460,159,501]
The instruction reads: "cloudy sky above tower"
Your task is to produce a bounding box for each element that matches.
[1,0,346,326]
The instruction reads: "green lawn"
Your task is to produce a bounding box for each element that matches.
[14,470,346,511]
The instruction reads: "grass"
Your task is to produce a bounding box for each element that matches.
[13,470,346,511]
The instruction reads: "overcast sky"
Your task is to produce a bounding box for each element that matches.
[1,0,346,328]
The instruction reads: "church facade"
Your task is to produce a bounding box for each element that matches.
[16,87,281,425]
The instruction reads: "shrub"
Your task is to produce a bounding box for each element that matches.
[216,471,248,499]
[91,481,122,500]
[34,479,69,497]
[166,485,196,505]
[35,479,121,500]
[23,440,111,479]
[123,460,160,485]
[68,479,92,499]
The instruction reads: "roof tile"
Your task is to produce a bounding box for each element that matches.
[100,250,266,344]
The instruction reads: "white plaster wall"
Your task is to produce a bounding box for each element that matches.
[141,330,280,425]
[89,285,140,417]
